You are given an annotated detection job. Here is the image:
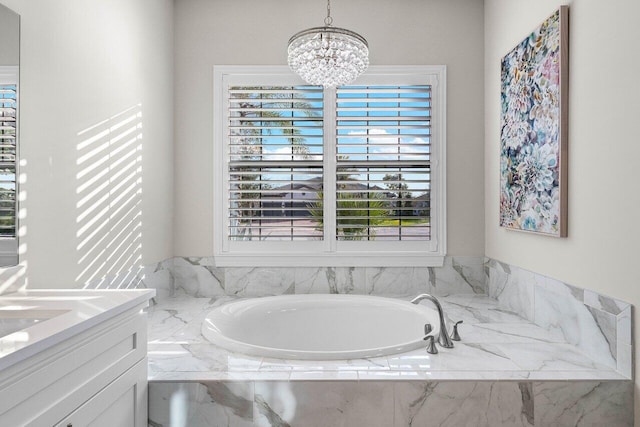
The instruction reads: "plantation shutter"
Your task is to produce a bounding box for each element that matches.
[0,83,16,238]
[335,85,431,241]
[227,86,324,241]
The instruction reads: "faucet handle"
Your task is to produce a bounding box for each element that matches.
[424,335,438,354]
[424,323,433,335]
[450,320,463,341]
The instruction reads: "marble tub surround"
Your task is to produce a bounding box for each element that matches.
[139,255,487,300]
[148,380,633,427]
[96,256,631,378]
[486,259,633,378]
[147,293,626,382]
[147,294,632,426]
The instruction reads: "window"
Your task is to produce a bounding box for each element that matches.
[214,66,446,266]
[0,66,18,266]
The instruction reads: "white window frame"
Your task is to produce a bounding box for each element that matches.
[213,65,446,267]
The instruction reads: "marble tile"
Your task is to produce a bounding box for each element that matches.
[617,343,632,379]
[394,381,534,427]
[293,267,334,294]
[254,381,394,427]
[534,281,617,370]
[288,370,359,380]
[584,289,629,315]
[526,370,627,381]
[260,356,389,372]
[172,257,226,297]
[293,267,371,294]
[617,306,632,346]
[429,256,486,295]
[334,267,367,293]
[533,381,633,426]
[494,343,612,372]
[458,322,565,344]
[587,306,617,360]
[486,258,512,274]
[542,274,584,302]
[387,343,521,372]
[185,344,263,372]
[148,297,221,344]
[363,267,424,296]
[225,268,295,297]
[486,265,536,321]
[486,265,508,299]
[148,343,213,374]
[362,369,532,381]
[149,371,287,382]
[443,298,530,325]
[148,382,254,427]
[357,370,437,380]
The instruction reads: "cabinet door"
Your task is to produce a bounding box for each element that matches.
[55,358,147,427]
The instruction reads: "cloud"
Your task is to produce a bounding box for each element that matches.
[343,129,430,159]
[262,146,322,161]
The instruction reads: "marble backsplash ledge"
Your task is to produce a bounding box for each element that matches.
[486,258,633,379]
[137,255,487,300]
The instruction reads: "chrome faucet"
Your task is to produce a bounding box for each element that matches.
[411,293,454,349]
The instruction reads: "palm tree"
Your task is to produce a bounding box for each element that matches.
[307,190,387,240]
[230,86,319,237]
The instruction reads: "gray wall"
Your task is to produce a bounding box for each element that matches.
[0,0,174,289]
[0,4,19,66]
[173,0,486,257]
[484,0,640,418]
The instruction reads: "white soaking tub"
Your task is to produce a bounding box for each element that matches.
[201,294,440,360]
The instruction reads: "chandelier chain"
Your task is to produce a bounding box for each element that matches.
[324,0,333,26]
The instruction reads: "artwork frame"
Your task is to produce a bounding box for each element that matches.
[500,6,569,237]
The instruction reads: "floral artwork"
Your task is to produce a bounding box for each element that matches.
[500,7,568,237]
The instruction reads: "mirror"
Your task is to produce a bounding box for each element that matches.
[0,3,19,267]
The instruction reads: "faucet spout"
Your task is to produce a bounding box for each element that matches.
[411,294,454,348]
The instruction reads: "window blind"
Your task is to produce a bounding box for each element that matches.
[227,86,324,241]
[335,85,431,241]
[0,84,16,238]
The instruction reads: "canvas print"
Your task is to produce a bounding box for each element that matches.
[500,7,568,236]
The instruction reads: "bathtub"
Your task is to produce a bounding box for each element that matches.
[201,294,440,360]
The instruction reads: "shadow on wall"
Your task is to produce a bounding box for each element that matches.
[76,104,143,289]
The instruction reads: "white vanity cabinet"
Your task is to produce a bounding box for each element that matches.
[0,290,154,426]
[54,358,147,427]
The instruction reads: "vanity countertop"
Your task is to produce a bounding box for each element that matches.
[0,289,155,371]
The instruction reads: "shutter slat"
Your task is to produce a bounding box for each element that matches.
[230,160,322,168]
[337,87,430,94]
[335,97,430,103]
[336,116,430,122]
[336,136,430,141]
[336,160,429,167]
[230,116,323,122]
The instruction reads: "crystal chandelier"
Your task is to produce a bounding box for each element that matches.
[288,0,369,87]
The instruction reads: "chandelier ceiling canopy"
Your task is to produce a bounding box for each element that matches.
[287,0,369,87]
